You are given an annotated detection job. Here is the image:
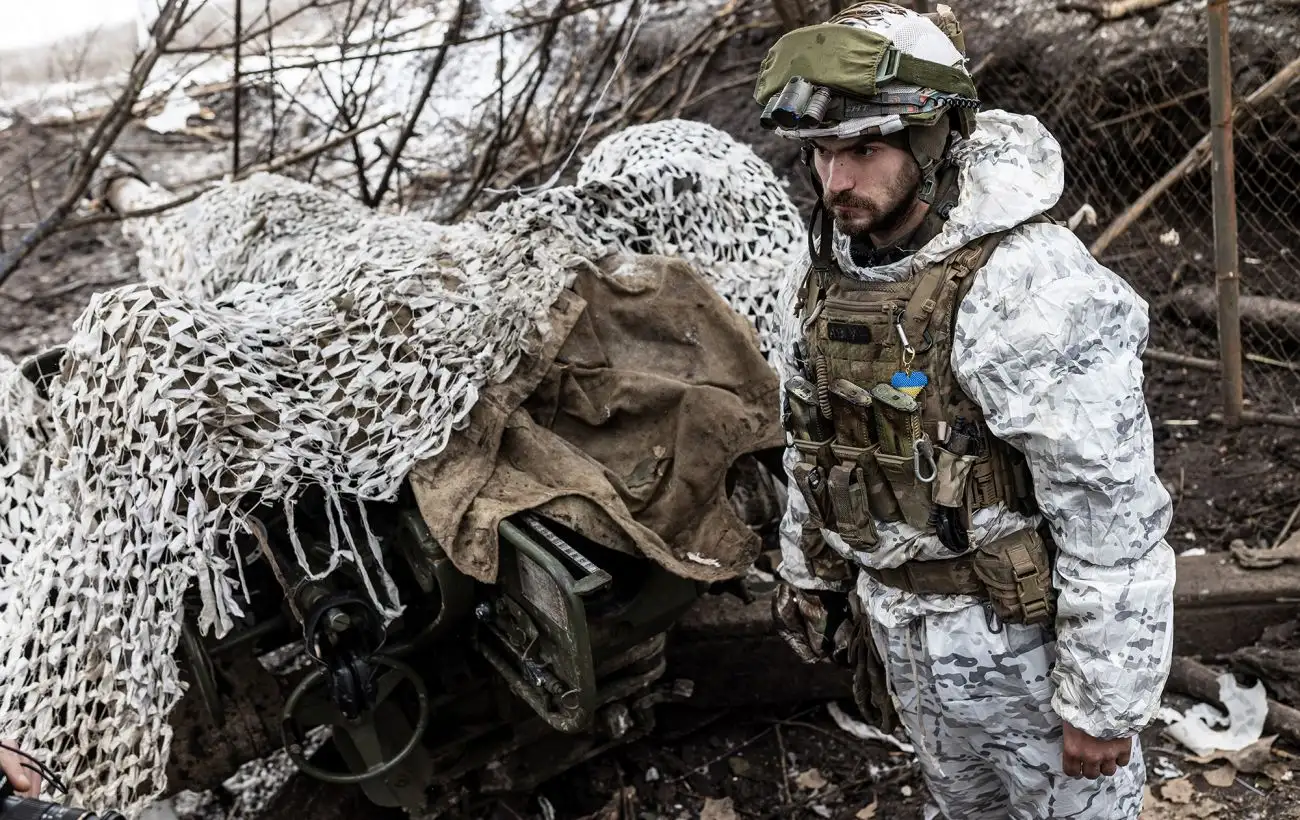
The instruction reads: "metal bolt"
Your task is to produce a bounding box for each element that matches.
[325,609,351,632]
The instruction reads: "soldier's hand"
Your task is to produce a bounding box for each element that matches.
[1061,721,1132,779]
[772,583,851,665]
[1,740,42,798]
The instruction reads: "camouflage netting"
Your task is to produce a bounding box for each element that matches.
[0,119,802,817]
[0,357,52,609]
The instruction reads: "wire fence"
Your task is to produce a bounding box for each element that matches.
[965,0,1300,425]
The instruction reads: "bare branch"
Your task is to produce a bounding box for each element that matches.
[265,0,282,163]
[239,0,632,78]
[367,0,470,207]
[473,0,762,212]
[0,0,193,290]
[163,0,354,54]
[533,0,641,186]
[1055,0,1180,21]
[447,7,570,220]
[234,0,245,173]
[470,3,743,210]
[345,0,402,202]
[73,113,401,230]
[680,74,754,113]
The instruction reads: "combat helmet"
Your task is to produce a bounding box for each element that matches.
[754,1,979,207]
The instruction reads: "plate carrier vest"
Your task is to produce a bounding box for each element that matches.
[785,219,1056,626]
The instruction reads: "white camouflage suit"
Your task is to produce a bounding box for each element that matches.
[774,109,1176,818]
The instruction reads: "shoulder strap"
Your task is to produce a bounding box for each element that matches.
[900,231,1001,347]
[902,214,1055,345]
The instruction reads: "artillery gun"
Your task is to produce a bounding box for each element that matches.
[6,129,793,816]
[10,351,782,809]
[15,314,785,819]
[161,483,716,816]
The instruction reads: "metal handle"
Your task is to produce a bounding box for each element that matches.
[280,655,430,785]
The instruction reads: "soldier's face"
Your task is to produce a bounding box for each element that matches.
[811,136,921,238]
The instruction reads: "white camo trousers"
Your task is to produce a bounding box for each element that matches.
[868,603,1146,820]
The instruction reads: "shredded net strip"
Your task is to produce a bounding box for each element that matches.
[0,119,802,816]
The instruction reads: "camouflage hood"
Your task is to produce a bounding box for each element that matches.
[831,108,1064,282]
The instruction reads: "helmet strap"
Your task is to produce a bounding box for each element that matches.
[907,118,954,204]
[799,141,834,275]
[917,160,939,205]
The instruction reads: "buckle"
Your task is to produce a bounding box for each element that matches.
[1014,562,1039,581]
[1022,599,1049,623]
[1009,542,1039,581]
[876,48,901,85]
[952,247,982,276]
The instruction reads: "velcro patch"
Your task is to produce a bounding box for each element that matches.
[826,322,872,344]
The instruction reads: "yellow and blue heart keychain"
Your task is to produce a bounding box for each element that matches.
[892,313,928,398]
[891,368,928,398]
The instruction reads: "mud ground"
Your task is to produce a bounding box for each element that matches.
[528,703,1300,820]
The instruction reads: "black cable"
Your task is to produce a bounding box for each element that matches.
[0,741,69,796]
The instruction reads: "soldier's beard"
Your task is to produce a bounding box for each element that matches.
[826,161,922,243]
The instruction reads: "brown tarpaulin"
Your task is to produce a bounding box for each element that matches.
[409,253,784,583]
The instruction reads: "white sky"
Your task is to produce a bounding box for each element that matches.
[0,0,140,51]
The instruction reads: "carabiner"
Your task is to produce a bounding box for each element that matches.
[913,435,937,484]
[984,602,1004,634]
[915,329,935,354]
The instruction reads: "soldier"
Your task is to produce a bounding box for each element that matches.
[758,2,1175,817]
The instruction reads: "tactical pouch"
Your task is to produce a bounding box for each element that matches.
[827,443,879,550]
[792,436,835,530]
[932,447,978,508]
[792,463,831,531]
[860,444,903,522]
[873,451,932,530]
[870,384,923,459]
[792,434,835,474]
[971,528,1055,626]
